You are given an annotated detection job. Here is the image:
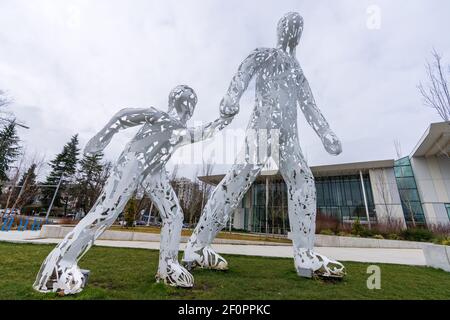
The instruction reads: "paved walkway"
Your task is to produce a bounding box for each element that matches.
[0,231,426,266]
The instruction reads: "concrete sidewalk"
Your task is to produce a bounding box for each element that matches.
[0,231,426,266]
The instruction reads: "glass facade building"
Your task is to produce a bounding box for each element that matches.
[394,157,426,225]
[316,174,375,222]
[204,122,450,233]
[241,174,376,234]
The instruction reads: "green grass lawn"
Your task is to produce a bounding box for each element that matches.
[1,242,449,300]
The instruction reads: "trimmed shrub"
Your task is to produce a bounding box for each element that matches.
[316,213,340,234]
[351,218,364,236]
[388,233,401,240]
[400,228,434,242]
[320,229,334,236]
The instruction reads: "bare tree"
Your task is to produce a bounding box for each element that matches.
[399,190,417,228]
[1,154,26,211]
[199,159,214,213]
[170,164,179,181]
[418,49,450,121]
[11,153,46,212]
[374,170,396,226]
[0,90,28,129]
[0,90,12,126]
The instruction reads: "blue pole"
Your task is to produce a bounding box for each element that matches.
[23,217,29,231]
[36,219,42,231]
[6,217,14,231]
[0,218,7,231]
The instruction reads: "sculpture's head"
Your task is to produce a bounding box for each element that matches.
[277,12,304,54]
[168,85,197,123]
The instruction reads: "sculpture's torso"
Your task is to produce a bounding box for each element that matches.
[250,48,303,142]
[118,108,188,176]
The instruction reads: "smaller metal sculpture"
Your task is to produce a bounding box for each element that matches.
[33,85,233,295]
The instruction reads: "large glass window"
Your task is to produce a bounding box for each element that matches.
[445,203,450,221]
[394,157,426,225]
[246,179,288,234]
[316,174,375,222]
[242,174,376,235]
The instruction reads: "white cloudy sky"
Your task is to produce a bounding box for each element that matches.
[0,0,449,179]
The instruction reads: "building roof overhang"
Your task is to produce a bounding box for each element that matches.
[411,121,450,158]
[198,159,395,185]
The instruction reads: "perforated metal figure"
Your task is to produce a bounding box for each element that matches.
[183,12,346,278]
[34,85,233,294]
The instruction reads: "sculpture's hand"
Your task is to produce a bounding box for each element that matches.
[84,129,115,156]
[321,130,342,156]
[220,95,240,118]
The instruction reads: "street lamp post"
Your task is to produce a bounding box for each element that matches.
[4,166,20,213]
[46,174,64,219]
[11,170,31,212]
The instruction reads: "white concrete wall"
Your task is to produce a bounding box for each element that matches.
[369,168,406,228]
[423,244,450,272]
[410,156,450,225]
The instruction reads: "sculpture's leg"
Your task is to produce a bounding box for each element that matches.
[33,155,141,294]
[183,162,264,270]
[142,170,194,288]
[279,142,346,279]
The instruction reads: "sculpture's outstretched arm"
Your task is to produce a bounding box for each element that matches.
[220,48,271,117]
[296,73,342,156]
[84,107,158,155]
[184,116,234,145]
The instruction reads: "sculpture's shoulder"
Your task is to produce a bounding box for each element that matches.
[252,47,275,54]
[147,106,163,117]
[250,47,277,61]
[157,110,186,129]
[132,107,174,128]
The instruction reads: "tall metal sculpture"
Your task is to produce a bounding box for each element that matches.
[33,85,233,294]
[183,12,346,278]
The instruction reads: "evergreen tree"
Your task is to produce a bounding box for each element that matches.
[0,120,21,182]
[124,197,138,228]
[73,152,105,213]
[42,135,80,210]
[11,163,38,209]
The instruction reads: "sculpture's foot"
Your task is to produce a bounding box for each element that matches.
[182,246,228,271]
[294,249,346,279]
[156,261,194,288]
[33,248,87,295]
[53,265,87,295]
